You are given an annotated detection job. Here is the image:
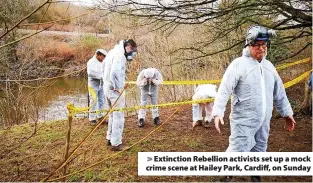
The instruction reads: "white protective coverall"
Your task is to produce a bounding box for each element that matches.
[212,48,293,152]
[103,40,127,146]
[137,68,163,120]
[192,84,217,123]
[87,55,105,121]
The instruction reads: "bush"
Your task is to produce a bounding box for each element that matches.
[72,35,104,62]
[80,35,103,49]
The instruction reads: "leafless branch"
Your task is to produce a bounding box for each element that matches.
[0,0,52,40]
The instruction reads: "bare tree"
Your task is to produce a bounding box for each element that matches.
[99,0,312,62]
[0,0,59,127]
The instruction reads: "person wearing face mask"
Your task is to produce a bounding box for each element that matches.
[212,25,296,182]
[136,68,163,128]
[102,39,137,151]
[87,49,107,126]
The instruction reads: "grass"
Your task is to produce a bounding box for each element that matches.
[186,139,202,149]
[40,131,65,141]
[83,170,99,181]
[68,174,80,182]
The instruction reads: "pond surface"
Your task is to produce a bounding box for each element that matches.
[0,77,194,127]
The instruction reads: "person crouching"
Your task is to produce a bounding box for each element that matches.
[137,68,163,128]
[192,84,217,129]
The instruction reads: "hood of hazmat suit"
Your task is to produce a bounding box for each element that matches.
[87,55,103,80]
[136,68,163,87]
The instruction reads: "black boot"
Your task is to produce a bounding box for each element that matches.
[111,144,123,151]
[138,118,144,128]
[90,120,97,126]
[251,176,261,182]
[153,117,160,125]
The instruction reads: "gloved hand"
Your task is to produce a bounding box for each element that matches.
[151,79,156,85]
[113,88,121,93]
[214,116,224,134]
[124,83,129,89]
[140,78,147,86]
[284,115,296,132]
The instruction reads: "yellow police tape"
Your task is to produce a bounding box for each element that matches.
[70,69,312,116]
[67,86,97,117]
[70,98,214,116]
[88,86,97,99]
[81,86,97,110]
[284,69,312,89]
[68,85,138,116]
[276,57,311,71]
[125,57,311,85]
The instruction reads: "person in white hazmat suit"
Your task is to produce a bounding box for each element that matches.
[87,49,107,125]
[192,84,217,129]
[103,39,137,151]
[136,68,163,127]
[212,25,296,182]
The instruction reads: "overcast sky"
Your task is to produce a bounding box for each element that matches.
[62,0,99,6]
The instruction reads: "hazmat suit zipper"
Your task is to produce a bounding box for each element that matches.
[259,63,266,123]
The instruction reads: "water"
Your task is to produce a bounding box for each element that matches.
[32,77,90,122]
[0,77,195,126]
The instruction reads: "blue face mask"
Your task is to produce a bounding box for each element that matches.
[126,51,136,61]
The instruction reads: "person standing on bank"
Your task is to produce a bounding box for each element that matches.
[136,68,163,127]
[103,39,137,151]
[87,49,107,125]
[212,25,296,182]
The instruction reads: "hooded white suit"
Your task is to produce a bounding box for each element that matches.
[87,55,105,121]
[212,48,293,152]
[136,68,163,120]
[102,40,127,146]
